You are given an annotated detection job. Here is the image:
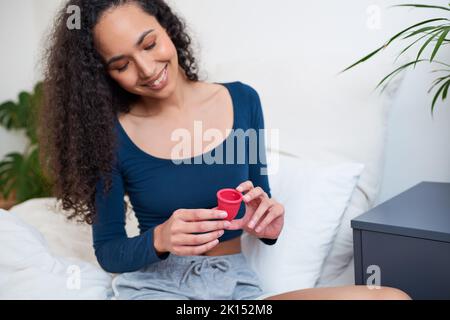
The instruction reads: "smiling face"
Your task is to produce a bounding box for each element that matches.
[93,3,179,98]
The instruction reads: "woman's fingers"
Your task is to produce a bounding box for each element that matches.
[236,180,254,193]
[173,239,221,256]
[242,186,269,203]
[177,209,228,222]
[247,198,274,229]
[226,218,245,231]
[173,229,225,246]
[254,205,283,233]
[182,220,231,234]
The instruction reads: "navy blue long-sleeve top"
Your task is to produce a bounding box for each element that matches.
[93,81,276,273]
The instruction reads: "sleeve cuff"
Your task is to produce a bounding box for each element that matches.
[156,251,170,260]
[259,238,278,246]
[147,226,170,262]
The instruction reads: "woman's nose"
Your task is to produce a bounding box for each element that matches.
[135,55,156,80]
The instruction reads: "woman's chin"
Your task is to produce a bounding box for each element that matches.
[136,87,171,99]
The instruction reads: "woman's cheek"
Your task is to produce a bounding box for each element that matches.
[160,42,176,59]
[156,34,178,60]
[113,73,138,93]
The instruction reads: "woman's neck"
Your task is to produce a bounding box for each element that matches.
[130,66,195,118]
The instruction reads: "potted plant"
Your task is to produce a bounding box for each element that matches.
[0,82,53,209]
[342,3,450,114]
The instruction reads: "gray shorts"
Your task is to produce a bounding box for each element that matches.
[110,253,270,300]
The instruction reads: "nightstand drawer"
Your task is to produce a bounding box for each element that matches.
[351,182,450,300]
[353,229,450,299]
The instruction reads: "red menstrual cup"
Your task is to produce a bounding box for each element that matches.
[216,188,243,221]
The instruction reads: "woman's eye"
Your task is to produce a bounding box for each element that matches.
[117,63,129,73]
[144,43,157,51]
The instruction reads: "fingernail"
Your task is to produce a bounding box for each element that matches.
[236,186,242,192]
[243,195,250,201]
[255,227,262,233]
[248,221,255,229]
[224,221,231,228]
[219,211,227,218]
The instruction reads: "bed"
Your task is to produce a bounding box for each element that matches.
[0,36,406,300]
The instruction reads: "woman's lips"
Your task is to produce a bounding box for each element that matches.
[143,64,169,89]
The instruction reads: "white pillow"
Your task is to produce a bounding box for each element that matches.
[241,150,364,295]
[0,209,112,300]
[207,57,404,286]
[8,198,100,267]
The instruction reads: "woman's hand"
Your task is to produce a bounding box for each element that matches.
[227,180,284,240]
[153,208,231,256]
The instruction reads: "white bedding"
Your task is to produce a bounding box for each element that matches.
[0,209,112,300]
[0,150,361,299]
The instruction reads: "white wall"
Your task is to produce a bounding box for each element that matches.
[0,0,62,157]
[1,0,449,203]
[1,0,39,156]
[376,57,450,204]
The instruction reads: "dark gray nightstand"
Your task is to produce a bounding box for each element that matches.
[351,182,450,300]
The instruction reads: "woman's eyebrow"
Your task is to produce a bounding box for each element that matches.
[106,55,126,67]
[135,29,155,46]
[106,29,155,66]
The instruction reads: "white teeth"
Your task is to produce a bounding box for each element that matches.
[150,67,167,87]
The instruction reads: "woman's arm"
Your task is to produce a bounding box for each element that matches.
[247,85,279,246]
[92,159,168,273]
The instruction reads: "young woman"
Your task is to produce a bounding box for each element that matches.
[40,0,411,300]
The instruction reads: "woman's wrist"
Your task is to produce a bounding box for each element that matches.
[153,224,167,256]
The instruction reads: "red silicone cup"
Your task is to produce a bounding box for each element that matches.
[216,188,243,221]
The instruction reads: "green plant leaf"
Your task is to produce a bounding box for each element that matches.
[26,84,43,144]
[0,153,24,199]
[341,18,449,73]
[431,69,450,73]
[431,79,450,113]
[403,25,446,39]
[429,75,450,93]
[17,92,32,129]
[376,60,427,91]
[442,80,450,100]
[432,60,450,68]
[431,74,450,85]
[415,28,445,66]
[392,4,450,12]
[431,27,450,61]
[340,47,386,73]
[0,101,18,130]
[395,30,438,62]
[0,81,51,202]
[341,4,450,113]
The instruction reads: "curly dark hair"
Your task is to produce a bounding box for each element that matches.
[39,0,199,225]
